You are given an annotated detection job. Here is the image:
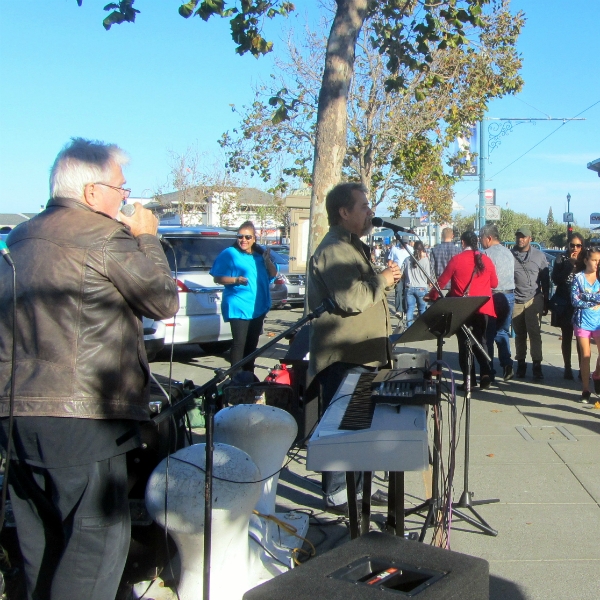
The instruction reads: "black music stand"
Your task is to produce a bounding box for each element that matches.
[395,296,488,541]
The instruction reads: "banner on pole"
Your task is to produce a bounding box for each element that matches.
[454,124,478,176]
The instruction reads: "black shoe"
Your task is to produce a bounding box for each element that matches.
[532,361,544,380]
[516,360,527,378]
[480,375,492,389]
[458,379,476,392]
[370,489,389,506]
[326,501,363,516]
[503,363,514,381]
[564,366,574,380]
[581,390,592,404]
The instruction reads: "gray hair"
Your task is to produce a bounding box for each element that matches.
[326,182,368,226]
[480,223,500,241]
[50,137,129,200]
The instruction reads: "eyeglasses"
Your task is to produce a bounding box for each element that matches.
[237,234,254,240]
[95,182,131,198]
[570,243,582,248]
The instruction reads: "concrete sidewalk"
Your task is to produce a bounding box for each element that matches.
[266,309,600,600]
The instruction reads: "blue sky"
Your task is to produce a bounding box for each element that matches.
[0,1,598,229]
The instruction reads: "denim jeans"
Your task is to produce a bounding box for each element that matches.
[486,292,515,374]
[394,280,405,314]
[406,287,428,327]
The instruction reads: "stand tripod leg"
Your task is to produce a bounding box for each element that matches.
[454,334,499,537]
[452,506,497,536]
[346,472,359,540]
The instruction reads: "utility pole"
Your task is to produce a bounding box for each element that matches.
[478,119,487,232]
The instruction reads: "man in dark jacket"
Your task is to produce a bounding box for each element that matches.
[0,138,179,600]
[308,183,400,512]
[511,225,549,380]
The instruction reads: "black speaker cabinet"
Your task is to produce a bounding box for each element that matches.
[243,532,488,600]
[281,324,319,444]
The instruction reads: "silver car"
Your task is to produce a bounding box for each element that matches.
[269,250,305,306]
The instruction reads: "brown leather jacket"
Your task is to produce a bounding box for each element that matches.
[0,197,179,421]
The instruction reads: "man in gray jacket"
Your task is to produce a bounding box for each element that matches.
[0,138,179,600]
[308,182,400,512]
[481,223,515,380]
[511,225,549,379]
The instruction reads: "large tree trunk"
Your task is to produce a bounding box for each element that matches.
[308,0,368,259]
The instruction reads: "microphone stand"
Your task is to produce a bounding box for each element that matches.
[394,232,497,537]
[151,299,334,600]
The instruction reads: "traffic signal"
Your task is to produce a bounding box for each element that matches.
[568,225,573,236]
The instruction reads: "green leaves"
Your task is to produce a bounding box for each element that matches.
[100,1,140,30]
[80,0,294,56]
[179,1,199,18]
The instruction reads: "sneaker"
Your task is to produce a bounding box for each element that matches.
[370,489,389,506]
[532,361,544,380]
[581,390,592,404]
[516,360,527,378]
[564,366,574,380]
[480,375,492,389]
[503,363,514,381]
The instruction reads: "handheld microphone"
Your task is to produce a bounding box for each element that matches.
[371,217,415,234]
[119,205,172,248]
[120,203,136,217]
[0,240,14,267]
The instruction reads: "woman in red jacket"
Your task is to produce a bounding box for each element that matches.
[430,231,498,390]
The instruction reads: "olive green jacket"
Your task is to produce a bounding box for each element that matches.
[307,225,393,382]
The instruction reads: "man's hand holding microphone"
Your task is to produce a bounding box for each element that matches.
[119,202,159,238]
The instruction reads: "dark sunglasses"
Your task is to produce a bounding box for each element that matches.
[237,234,254,240]
[570,243,582,248]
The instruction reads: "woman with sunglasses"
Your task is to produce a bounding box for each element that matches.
[551,234,585,379]
[571,246,600,403]
[210,221,278,373]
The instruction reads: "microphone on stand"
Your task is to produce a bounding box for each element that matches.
[371,217,415,234]
[120,204,172,248]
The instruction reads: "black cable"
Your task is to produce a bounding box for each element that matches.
[150,242,181,600]
[0,258,17,536]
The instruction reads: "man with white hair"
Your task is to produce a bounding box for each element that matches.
[0,138,179,600]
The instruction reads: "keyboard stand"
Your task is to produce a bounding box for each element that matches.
[346,470,405,540]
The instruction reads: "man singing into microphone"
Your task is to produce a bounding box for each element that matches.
[0,138,179,600]
[307,183,401,513]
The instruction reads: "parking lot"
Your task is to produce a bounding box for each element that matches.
[147,305,303,386]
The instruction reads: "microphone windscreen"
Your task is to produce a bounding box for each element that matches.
[371,217,384,227]
[120,203,136,217]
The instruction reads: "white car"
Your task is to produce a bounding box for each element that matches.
[144,226,288,359]
[144,226,238,358]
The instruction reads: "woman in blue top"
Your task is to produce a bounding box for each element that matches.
[571,247,600,403]
[210,221,278,373]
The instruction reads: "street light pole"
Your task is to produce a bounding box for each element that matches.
[567,192,572,237]
[478,119,487,232]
